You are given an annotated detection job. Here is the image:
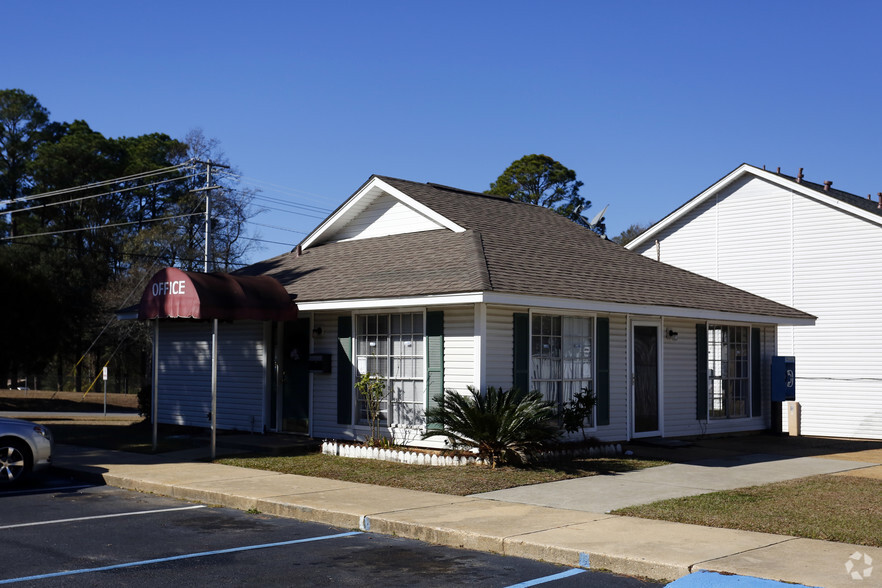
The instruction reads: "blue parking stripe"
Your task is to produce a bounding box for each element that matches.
[504,568,587,587]
[0,531,362,584]
[664,570,819,587]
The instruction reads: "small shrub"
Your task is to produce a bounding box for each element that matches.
[355,373,388,446]
[561,387,596,442]
[422,386,558,468]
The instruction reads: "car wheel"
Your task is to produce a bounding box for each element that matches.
[0,440,30,485]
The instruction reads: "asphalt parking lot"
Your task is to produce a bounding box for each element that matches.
[1,471,662,587]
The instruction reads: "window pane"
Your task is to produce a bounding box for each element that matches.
[707,324,750,419]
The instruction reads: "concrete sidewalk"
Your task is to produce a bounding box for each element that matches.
[51,444,880,588]
[473,453,873,512]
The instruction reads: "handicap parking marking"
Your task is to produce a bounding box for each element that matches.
[0,531,363,585]
[504,568,587,587]
[665,570,818,587]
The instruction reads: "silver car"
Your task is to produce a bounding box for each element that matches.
[0,417,54,485]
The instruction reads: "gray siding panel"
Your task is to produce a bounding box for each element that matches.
[157,321,266,432]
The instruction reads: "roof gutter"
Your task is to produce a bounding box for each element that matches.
[294,291,815,326]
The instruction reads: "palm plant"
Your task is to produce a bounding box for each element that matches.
[422,386,558,468]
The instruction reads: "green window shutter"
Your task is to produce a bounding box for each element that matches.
[751,327,762,417]
[696,323,708,420]
[425,311,444,430]
[337,316,353,425]
[512,313,529,393]
[596,317,610,426]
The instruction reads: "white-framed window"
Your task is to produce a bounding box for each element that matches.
[531,313,594,422]
[707,323,750,419]
[355,312,425,427]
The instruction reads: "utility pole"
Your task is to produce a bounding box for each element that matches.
[204,161,211,273]
[190,160,229,272]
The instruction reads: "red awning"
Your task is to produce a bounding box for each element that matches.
[138,267,297,321]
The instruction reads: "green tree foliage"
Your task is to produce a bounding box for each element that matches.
[486,154,604,235]
[0,89,52,204]
[423,386,559,468]
[0,90,257,391]
[611,222,653,246]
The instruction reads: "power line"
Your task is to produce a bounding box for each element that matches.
[4,173,201,216]
[5,238,251,267]
[221,172,337,204]
[250,204,327,221]
[246,220,309,234]
[0,161,196,207]
[0,212,204,241]
[251,193,332,215]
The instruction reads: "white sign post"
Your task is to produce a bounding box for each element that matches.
[102,366,108,417]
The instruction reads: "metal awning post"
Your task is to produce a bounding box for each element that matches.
[210,318,218,460]
[152,319,159,452]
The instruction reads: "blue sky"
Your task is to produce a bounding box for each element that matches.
[4,1,881,263]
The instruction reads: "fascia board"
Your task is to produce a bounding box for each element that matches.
[297,290,815,326]
[295,292,485,311]
[481,292,815,326]
[301,177,465,250]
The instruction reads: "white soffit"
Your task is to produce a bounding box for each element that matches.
[301,176,465,250]
[626,164,882,250]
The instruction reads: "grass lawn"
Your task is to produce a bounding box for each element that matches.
[614,474,882,548]
[217,453,667,496]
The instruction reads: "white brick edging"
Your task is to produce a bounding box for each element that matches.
[320,441,623,467]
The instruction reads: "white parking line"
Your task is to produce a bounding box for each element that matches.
[0,531,362,584]
[504,568,587,587]
[0,505,207,530]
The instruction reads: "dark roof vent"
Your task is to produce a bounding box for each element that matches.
[824,181,832,191]
[878,193,882,210]
[797,168,804,183]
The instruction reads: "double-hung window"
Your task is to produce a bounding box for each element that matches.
[355,312,425,427]
[531,314,594,421]
[707,324,750,418]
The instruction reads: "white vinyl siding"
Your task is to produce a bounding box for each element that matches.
[311,312,343,440]
[156,321,266,432]
[438,305,475,395]
[661,318,699,438]
[639,172,882,439]
[604,314,629,442]
[485,305,517,389]
[328,193,445,243]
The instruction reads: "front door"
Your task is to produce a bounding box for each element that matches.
[281,318,310,434]
[632,322,661,437]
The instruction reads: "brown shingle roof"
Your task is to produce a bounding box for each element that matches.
[238,176,813,321]
[238,228,490,302]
